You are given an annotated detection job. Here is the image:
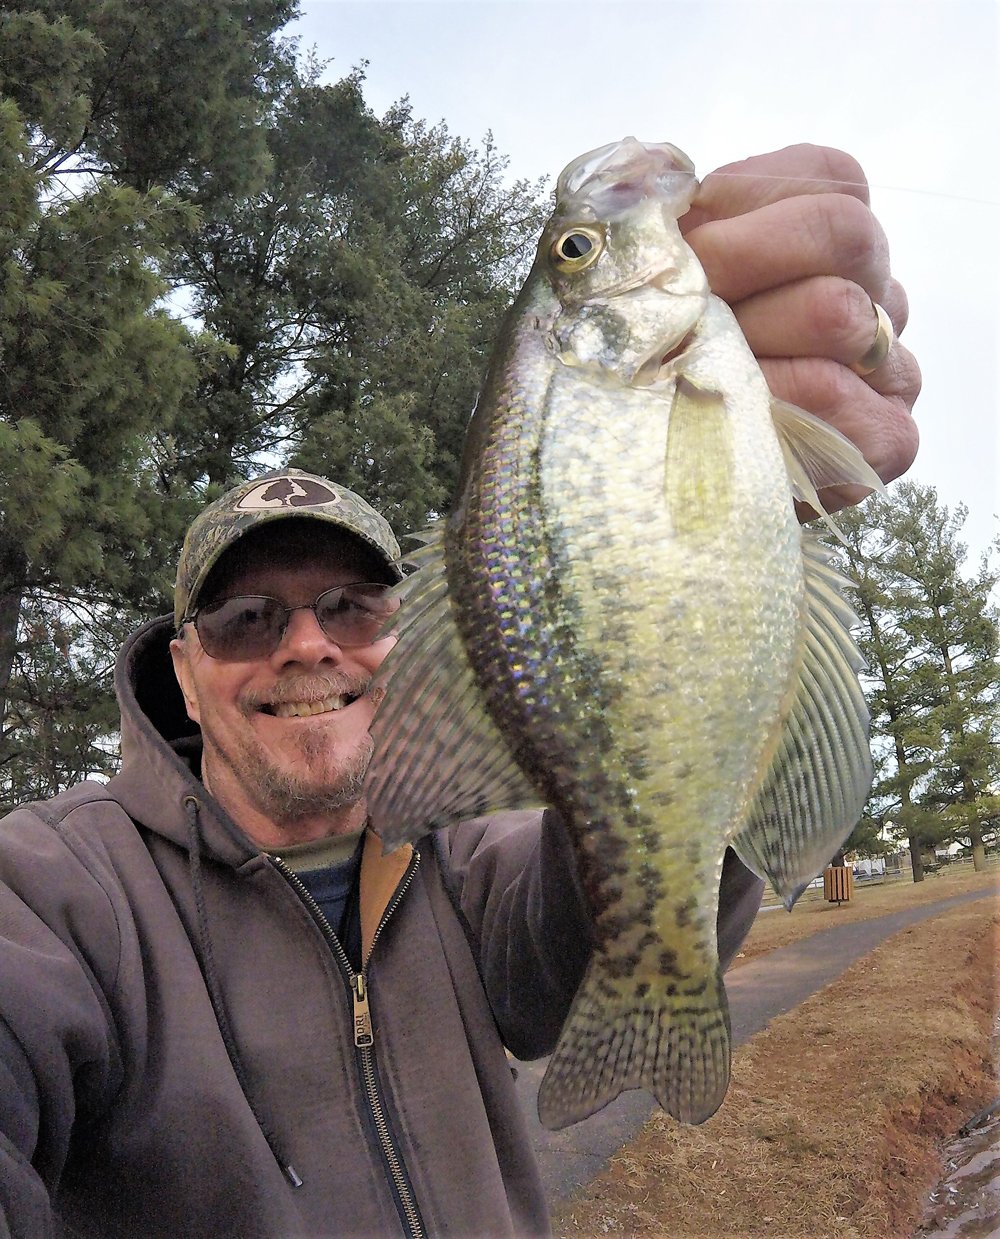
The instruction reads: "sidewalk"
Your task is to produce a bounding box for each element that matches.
[513,883,1000,1203]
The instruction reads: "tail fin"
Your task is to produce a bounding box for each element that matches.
[537,962,731,1129]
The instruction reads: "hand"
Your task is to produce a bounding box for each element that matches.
[680,144,920,511]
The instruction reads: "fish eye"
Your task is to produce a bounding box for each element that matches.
[550,226,603,271]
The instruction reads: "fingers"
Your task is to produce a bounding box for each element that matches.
[681,144,870,232]
[678,142,921,507]
[760,355,921,507]
[684,193,891,305]
[733,276,909,364]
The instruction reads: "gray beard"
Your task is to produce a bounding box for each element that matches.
[206,725,374,827]
[211,671,375,827]
[238,730,374,825]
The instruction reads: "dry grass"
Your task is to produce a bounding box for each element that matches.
[553,897,999,1239]
[732,863,1000,967]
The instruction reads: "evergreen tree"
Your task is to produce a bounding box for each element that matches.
[1,1,296,199]
[0,2,296,800]
[882,487,1000,869]
[167,68,546,532]
[0,10,549,806]
[835,484,1000,879]
[0,85,200,786]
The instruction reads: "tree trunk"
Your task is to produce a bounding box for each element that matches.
[0,543,27,774]
[908,833,925,883]
[969,821,987,872]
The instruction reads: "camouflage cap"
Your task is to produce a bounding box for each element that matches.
[174,469,403,630]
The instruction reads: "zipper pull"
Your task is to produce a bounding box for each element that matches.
[352,974,373,1047]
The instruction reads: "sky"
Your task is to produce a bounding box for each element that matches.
[291,0,999,568]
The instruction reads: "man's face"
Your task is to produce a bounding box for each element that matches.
[170,525,396,841]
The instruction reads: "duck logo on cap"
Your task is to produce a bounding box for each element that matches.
[235,477,340,510]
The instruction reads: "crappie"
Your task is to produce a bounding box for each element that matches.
[365,138,880,1129]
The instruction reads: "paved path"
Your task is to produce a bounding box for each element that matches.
[512,883,1000,1203]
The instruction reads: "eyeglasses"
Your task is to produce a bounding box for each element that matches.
[186,583,399,662]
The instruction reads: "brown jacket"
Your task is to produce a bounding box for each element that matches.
[0,617,763,1238]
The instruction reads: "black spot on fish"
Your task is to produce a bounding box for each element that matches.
[598,909,642,939]
[601,622,631,644]
[659,948,681,978]
[622,746,649,778]
[675,896,697,928]
[636,982,650,999]
[605,952,640,979]
[637,863,663,895]
[683,978,709,997]
[648,789,675,808]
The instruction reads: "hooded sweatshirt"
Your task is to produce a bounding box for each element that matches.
[0,616,763,1239]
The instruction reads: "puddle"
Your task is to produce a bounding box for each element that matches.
[914,1015,1000,1238]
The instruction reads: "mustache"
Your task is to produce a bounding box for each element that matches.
[240,672,372,716]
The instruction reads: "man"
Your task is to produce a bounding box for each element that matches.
[0,146,920,1238]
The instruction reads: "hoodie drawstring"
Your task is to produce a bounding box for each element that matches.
[183,796,303,1188]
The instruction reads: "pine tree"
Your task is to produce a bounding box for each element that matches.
[1,12,550,805]
[0,3,294,801]
[166,68,547,532]
[835,484,1000,879]
[882,487,1000,869]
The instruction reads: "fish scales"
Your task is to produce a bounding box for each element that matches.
[365,138,879,1129]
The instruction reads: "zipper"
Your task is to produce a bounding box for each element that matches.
[271,851,425,1239]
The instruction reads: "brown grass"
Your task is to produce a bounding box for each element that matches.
[553,897,999,1239]
[732,862,1000,967]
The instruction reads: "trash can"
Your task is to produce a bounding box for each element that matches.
[824,865,853,904]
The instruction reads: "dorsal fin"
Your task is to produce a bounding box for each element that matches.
[364,525,543,850]
[731,530,872,907]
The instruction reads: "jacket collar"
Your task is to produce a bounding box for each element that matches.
[108,616,263,866]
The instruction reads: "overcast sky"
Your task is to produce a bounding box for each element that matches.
[292,0,999,567]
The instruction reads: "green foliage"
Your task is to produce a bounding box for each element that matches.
[0,9,551,804]
[0,11,98,153]
[1,1,296,197]
[1,590,135,805]
[167,71,546,529]
[0,0,300,797]
[834,483,1000,874]
[843,816,890,860]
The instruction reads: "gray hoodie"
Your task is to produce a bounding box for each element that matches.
[0,616,763,1238]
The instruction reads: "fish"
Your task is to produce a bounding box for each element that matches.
[363,138,881,1130]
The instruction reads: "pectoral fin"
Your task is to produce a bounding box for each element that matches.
[364,525,543,850]
[731,530,872,908]
[770,397,884,542]
[664,376,733,539]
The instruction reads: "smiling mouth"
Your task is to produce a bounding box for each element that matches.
[258,693,361,719]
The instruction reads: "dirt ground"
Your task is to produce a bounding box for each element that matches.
[552,892,999,1239]
[733,863,1000,967]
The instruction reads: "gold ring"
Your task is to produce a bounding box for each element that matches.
[850,302,893,376]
